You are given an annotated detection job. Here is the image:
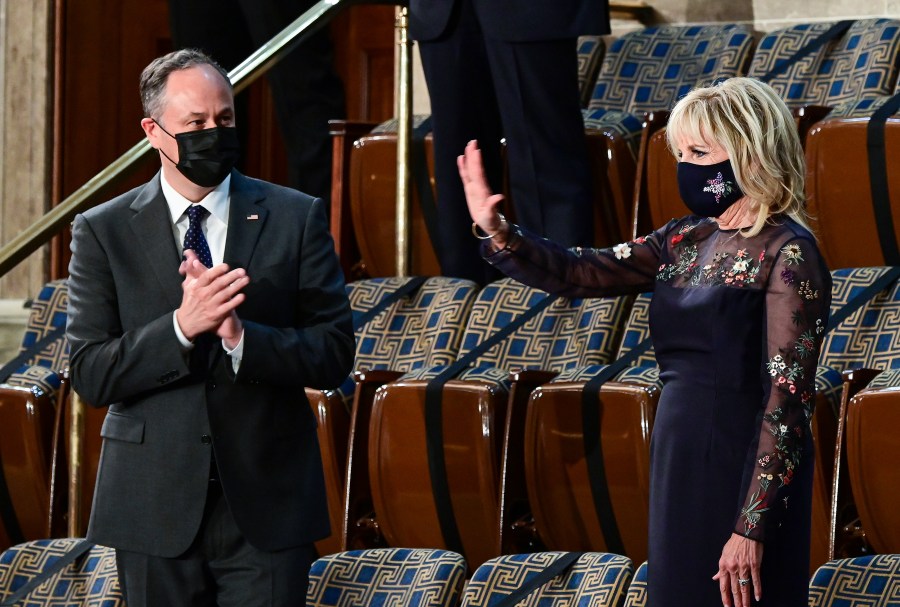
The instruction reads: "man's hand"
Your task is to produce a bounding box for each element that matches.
[177,249,248,346]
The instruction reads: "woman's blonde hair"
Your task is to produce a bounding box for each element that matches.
[666,77,812,237]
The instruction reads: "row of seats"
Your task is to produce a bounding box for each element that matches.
[0,268,897,574]
[1,540,899,606]
[329,17,900,277]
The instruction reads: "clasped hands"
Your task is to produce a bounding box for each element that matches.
[176,249,247,350]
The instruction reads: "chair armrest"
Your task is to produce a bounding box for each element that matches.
[840,367,882,401]
[353,369,405,385]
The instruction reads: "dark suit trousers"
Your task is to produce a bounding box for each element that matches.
[116,480,313,607]
[168,0,346,199]
[418,0,594,282]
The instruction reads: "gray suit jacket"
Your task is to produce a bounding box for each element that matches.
[66,170,354,557]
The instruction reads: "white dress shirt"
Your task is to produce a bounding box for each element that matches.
[160,172,244,369]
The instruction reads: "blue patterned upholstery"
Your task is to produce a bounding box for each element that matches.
[550,291,657,385]
[4,280,69,398]
[821,267,900,373]
[624,561,648,607]
[815,364,844,417]
[577,36,606,107]
[397,278,631,390]
[748,19,900,109]
[331,277,478,402]
[583,25,752,155]
[809,554,900,606]
[0,538,123,606]
[462,552,632,607]
[307,548,466,607]
[866,369,900,390]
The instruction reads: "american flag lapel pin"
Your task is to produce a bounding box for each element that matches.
[247,213,259,221]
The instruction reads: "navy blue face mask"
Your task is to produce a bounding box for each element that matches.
[677,158,745,218]
[153,119,240,187]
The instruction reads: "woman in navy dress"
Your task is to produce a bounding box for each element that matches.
[458,78,830,607]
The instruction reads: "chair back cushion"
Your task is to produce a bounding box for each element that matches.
[821,267,900,372]
[588,24,753,114]
[749,19,900,108]
[0,538,123,605]
[307,548,466,607]
[624,561,649,607]
[457,278,630,372]
[809,554,900,606]
[462,552,633,607]
[5,280,69,396]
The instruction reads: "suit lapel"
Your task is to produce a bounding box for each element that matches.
[129,174,183,309]
[223,171,268,270]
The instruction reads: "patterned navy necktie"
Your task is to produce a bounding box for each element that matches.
[183,205,213,268]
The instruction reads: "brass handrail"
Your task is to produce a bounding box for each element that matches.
[0,0,400,279]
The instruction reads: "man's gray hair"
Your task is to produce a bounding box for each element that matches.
[139,49,231,119]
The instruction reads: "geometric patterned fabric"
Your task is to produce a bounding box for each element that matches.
[821,267,900,373]
[306,548,466,607]
[336,277,478,402]
[4,280,69,398]
[623,561,648,607]
[398,278,631,388]
[748,19,900,109]
[584,24,753,156]
[462,552,633,607]
[577,36,606,108]
[866,369,900,390]
[808,554,900,606]
[0,538,123,606]
[551,292,657,385]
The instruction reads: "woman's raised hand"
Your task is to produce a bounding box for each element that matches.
[458,140,508,244]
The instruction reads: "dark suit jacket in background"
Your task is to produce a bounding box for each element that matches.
[66,170,354,557]
[408,0,611,283]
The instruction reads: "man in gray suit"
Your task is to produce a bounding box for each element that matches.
[66,49,354,606]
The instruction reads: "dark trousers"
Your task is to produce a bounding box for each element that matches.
[168,0,346,199]
[418,0,593,283]
[116,481,313,607]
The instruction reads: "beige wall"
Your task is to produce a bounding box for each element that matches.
[0,0,52,300]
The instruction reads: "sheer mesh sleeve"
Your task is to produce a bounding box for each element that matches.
[735,236,831,541]
[481,220,678,298]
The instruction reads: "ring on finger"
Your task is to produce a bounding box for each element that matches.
[737,578,751,587]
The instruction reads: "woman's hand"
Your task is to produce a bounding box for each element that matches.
[713,533,763,607]
[457,140,508,247]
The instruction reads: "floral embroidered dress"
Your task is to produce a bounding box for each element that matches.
[483,215,831,607]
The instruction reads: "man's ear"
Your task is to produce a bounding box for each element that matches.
[140,117,159,148]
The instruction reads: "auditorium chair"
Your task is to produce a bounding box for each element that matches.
[330,36,608,277]
[844,370,900,555]
[521,292,659,564]
[462,552,632,607]
[0,538,124,605]
[306,548,466,607]
[805,95,900,269]
[584,23,754,239]
[0,280,70,551]
[315,276,478,554]
[818,267,900,561]
[367,278,631,570]
[808,554,900,606]
[623,561,649,607]
[748,18,900,138]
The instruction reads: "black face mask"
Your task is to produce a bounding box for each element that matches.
[153,120,240,187]
[677,158,745,218]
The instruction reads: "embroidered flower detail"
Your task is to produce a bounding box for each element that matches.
[781,243,804,265]
[741,488,770,533]
[671,234,684,245]
[795,331,816,358]
[612,242,632,259]
[781,269,796,285]
[759,250,766,262]
[758,453,772,468]
[815,318,825,334]
[632,235,648,245]
[798,280,819,300]
[735,249,748,259]
[702,171,736,203]
[732,259,749,273]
